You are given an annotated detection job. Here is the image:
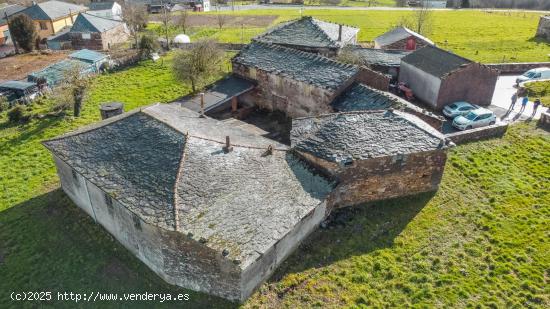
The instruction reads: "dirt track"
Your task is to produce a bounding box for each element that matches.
[0,52,69,83]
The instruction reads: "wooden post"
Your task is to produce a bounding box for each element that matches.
[200,92,205,117]
[223,136,233,153]
[231,96,238,113]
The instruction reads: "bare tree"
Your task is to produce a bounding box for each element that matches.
[159,0,171,45]
[215,6,228,29]
[122,2,149,48]
[172,39,224,92]
[397,0,434,36]
[57,64,90,117]
[175,9,189,33]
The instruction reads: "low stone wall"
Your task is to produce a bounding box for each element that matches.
[445,122,508,145]
[356,66,390,91]
[109,49,141,69]
[486,62,550,74]
[537,110,550,131]
[175,43,245,51]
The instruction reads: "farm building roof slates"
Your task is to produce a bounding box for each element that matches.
[291,110,446,164]
[374,26,434,47]
[348,47,410,67]
[21,0,87,21]
[44,104,333,268]
[401,45,472,78]
[70,49,108,63]
[0,80,37,90]
[233,42,358,90]
[71,12,123,33]
[331,83,404,112]
[88,1,116,11]
[254,16,359,49]
[27,59,93,86]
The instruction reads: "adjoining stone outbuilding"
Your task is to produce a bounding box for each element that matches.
[398,45,499,110]
[374,26,434,51]
[69,12,129,50]
[536,16,550,40]
[253,16,359,57]
[344,46,411,78]
[43,103,333,302]
[232,42,359,118]
[291,110,450,208]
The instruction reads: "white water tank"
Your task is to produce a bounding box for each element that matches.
[174,34,191,44]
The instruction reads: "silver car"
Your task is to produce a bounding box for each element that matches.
[443,102,479,118]
[452,108,496,131]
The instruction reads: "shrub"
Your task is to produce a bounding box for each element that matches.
[8,14,37,52]
[7,105,28,123]
[138,33,160,58]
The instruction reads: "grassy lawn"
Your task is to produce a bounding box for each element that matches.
[1,87,549,308]
[525,81,550,106]
[161,9,550,63]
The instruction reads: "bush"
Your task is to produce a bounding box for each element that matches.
[8,14,37,52]
[138,33,160,58]
[0,97,9,112]
[7,105,28,123]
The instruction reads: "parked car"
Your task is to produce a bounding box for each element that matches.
[516,67,550,85]
[452,108,496,131]
[442,101,480,118]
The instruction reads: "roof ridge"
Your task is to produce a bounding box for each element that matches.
[173,131,189,231]
[307,17,339,47]
[82,11,120,22]
[187,134,288,152]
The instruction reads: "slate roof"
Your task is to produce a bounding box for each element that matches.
[233,42,358,90]
[71,12,123,33]
[0,80,37,91]
[348,47,410,67]
[331,83,405,111]
[254,16,359,49]
[401,45,473,79]
[70,49,108,63]
[374,26,434,47]
[0,4,25,25]
[291,110,446,164]
[21,1,87,21]
[44,104,333,269]
[28,59,93,86]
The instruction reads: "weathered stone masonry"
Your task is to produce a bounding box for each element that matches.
[536,16,550,40]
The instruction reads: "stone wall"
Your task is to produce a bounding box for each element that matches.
[295,149,448,210]
[536,16,550,40]
[486,62,550,74]
[537,110,550,131]
[445,122,508,145]
[437,63,499,110]
[356,66,391,91]
[233,62,352,118]
[176,42,246,51]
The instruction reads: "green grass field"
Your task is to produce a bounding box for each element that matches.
[158,9,550,63]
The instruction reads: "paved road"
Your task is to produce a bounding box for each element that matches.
[489,75,546,122]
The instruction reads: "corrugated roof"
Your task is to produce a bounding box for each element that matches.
[43,103,333,269]
[0,80,37,91]
[70,49,108,63]
[21,0,87,21]
[254,16,359,49]
[291,110,446,164]
[401,45,472,78]
[71,12,123,33]
[374,26,434,47]
[233,42,358,90]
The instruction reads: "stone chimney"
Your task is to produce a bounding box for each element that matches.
[100,102,124,120]
[223,136,233,153]
[199,92,205,118]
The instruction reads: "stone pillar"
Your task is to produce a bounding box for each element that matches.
[100,102,124,120]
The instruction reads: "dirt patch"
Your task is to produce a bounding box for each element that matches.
[153,14,278,27]
[0,51,70,83]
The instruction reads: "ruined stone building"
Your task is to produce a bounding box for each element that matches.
[44,104,334,302]
[232,42,359,118]
[69,12,129,50]
[374,26,434,51]
[399,45,499,110]
[345,46,411,78]
[291,110,449,207]
[536,16,550,40]
[253,16,359,56]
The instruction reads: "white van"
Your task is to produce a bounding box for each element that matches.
[516,67,550,85]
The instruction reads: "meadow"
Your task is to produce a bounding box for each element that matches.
[152,9,550,63]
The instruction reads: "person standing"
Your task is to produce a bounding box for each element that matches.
[520,96,529,113]
[510,92,518,110]
[533,98,541,115]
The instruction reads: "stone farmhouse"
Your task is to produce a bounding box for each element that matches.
[232,42,360,118]
[253,16,359,57]
[68,12,128,50]
[399,45,499,110]
[374,26,434,51]
[19,0,87,39]
[536,15,550,40]
[45,16,463,302]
